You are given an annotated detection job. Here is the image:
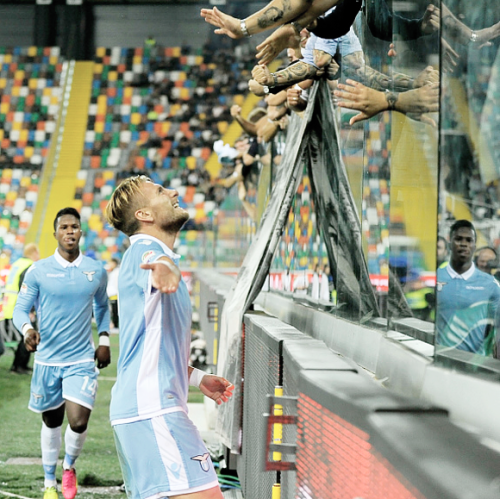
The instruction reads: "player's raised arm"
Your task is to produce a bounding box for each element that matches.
[140,257,181,294]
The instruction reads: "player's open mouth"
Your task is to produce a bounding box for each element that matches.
[173,202,179,208]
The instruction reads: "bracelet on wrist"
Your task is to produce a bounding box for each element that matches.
[269,73,278,88]
[385,90,398,111]
[240,19,251,37]
[470,30,478,43]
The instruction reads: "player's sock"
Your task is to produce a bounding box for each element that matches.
[44,478,58,489]
[41,423,62,482]
[63,425,87,469]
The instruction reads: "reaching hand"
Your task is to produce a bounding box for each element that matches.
[413,66,439,88]
[421,4,440,35]
[442,38,459,73]
[258,119,279,142]
[248,79,266,96]
[256,24,301,65]
[24,328,40,352]
[335,79,388,125]
[199,374,234,405]
[200,7,243,39]
[287,86,303,108]
[230,104,242,117]
[140,259,181,294]
[252,64,274,87]
[407,112,437,128]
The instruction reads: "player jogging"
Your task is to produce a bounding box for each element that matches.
[13,207,111,499]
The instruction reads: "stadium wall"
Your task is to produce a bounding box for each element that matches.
[195,269,500,499]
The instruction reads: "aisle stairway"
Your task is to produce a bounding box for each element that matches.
[27,61,94,257]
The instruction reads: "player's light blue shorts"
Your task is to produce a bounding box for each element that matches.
[29,361,99,413]
[113,411,219,499]
[301,30,363,68]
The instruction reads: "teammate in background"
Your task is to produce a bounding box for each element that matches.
[437,236,449,269]
[436,220,500,356]
[474,246,498,275]
[105,175,233,499]
[13,207,110,499]
[105,258,120,332]
[3,242,40,374]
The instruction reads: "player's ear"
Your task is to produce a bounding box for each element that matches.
[135,208,153,223]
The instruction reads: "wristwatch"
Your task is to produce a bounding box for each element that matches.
[385,90,398,111]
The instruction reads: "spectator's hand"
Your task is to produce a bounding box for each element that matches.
[24,328,40,352]
[407,112,438,128]
[95,344,111,369]
[400,83,439,114]
[413,66,439,88]
[248,79,266,96]
[252,64,274,87]
[267,104,287,121]
[200,7,243,39]
[230,104,242,117]
[442,37,459,73]
[421,4,440,35]
[256,24,301,65]
[140,258,181,293]
[287,86,303,107]
[199,374,234,405]
[237,181,247,201]
[278,115,289,130]
[335,79,388,125]
[258,119,279,142]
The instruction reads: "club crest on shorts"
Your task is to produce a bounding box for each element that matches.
[191,453,210,472]
[83,271,96,282]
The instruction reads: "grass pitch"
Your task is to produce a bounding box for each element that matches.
[0,331,204,499]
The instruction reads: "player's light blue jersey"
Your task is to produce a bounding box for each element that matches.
[436,264,500,355]
[110,234,192,426]
[13,250,109,366]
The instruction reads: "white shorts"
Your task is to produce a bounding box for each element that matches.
[301,30,362,68]
[113,411,219,499]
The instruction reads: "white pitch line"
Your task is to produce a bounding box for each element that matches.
[0,489,35,499]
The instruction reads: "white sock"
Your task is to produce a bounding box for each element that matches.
[63,425,87,469]
[41,423,62,482]
[44,478,57,489]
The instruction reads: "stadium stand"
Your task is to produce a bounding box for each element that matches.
[0,47,63,265]
[75,45,254,263]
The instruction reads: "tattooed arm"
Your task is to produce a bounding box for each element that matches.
[201,0,342,39]
[342,52,439,92]
[252,61,318,88]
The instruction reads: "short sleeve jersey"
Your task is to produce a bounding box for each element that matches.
[110,234,192,426]
[436,264,500,355]
[13,250,110,365]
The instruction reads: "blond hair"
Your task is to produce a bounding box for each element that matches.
[105,175,149,236]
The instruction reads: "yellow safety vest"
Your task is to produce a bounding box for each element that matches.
[2,257,33,319]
